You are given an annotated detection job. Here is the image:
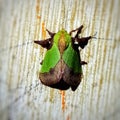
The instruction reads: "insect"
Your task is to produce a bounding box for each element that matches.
[34,25,95,91]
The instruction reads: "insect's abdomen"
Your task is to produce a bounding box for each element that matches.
[39,59,82,91]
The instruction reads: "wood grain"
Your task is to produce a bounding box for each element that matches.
[0,0,120,120]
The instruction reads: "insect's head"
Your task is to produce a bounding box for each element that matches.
[34,25,97,50]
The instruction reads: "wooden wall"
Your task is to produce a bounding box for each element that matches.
[0,0,120,120]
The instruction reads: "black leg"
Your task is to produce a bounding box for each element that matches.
[34,38,53,49]
[34,29,55,49]
[76,36,92,49]
[71,25,96,49]
[46,29,55,37]
[81,61,87,65]
[40,60,43,65]
[69,25,83,36]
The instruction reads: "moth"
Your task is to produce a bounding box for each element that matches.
[34,25,95,91]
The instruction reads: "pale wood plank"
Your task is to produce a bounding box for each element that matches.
[0,0,120,120]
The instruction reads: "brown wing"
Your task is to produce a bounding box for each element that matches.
[39,59,82,91]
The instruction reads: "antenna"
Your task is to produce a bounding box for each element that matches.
[91,32,113,41]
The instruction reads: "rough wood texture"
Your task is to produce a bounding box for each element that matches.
[0,0,120,120]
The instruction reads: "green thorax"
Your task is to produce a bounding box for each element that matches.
[53,29,71,53]
[40,29,82,73]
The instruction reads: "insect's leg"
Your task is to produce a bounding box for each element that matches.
[74,25,84,38]
[46,29,55,37]
[40,60,43,65]
[69,25,83,35]
[81,61,87,65]
[76,36,92,49]
[75,32,97,49]
[34,38,53,49]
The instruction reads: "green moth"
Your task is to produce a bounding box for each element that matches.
[34,25,94,91]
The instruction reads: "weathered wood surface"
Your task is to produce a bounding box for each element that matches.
[0,0,120,120]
